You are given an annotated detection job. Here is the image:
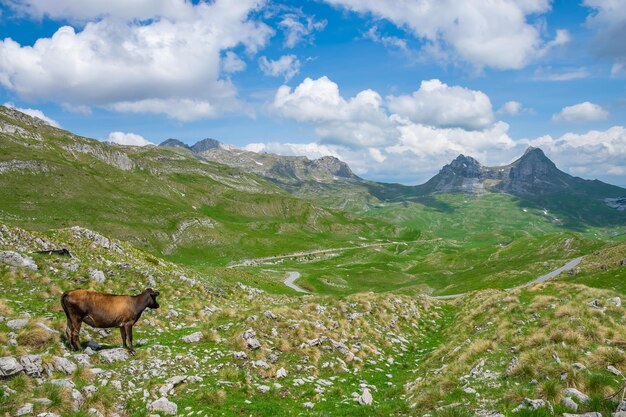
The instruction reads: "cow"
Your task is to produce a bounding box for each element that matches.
[61,288,159,354]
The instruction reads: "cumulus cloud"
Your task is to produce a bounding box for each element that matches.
[222,51,247,74]
[278,12,327,48]
[552,102,609,122]
[323,0,566,70]
[387,79,494,130]
[528,126,626,182]
[271,76,396,147]
[259,55,301,80]
[584,0,626,76]
[4,102,60,127]
[0,0,273,120]
[106,131,154,147]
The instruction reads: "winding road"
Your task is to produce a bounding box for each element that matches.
[283,257,584,298]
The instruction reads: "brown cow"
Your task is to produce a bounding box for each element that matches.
[61,288,160,354]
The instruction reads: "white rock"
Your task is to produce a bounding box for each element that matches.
[6,319,29,330]
[258,385,270,393]
[608,365,622,376]
[358,388,373,405]
[15,403,33,416]
[276,367,287,378]
[50,379,75,388]
[0,356,23,377]
[88,268,106,283]
[181,332,202,343]
[53,357,77,375]
[246,337,261,350]
[98,348,129,363]
[20,355,43,377]
[147,397,177,416]
[564,388,590,403]
[36,413,59,417]
[71,389,84,411]
[0,251,37,270]
[253,360,269,369]
[562,413,602,417]
[302,402,314,409]
[562,397,578,411]
[608,297,621,307]
[233,351,247,360]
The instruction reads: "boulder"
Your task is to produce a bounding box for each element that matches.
[0,251,37,270]
[233,351,247,360]
[246,338,261,350]
[98,348,129,363]
[181,332,202,343]
[562,397,578,411]
[87,268,105,283]
[276,367,287,378]
[53,356,77,375]
[0,356,23,377]
[608,297,622,307]
[147,397,177,416]
[15,403,33,416]
[357,388,373,405]
[20,355,43,377]
[6,318,29,330]
[564,387,590,403]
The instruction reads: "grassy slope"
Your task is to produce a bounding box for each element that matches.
[0,108,403,270]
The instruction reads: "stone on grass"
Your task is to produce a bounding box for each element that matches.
[0,251,37,270]
[15,403,33,416]
[303,402,314,409]
[562,413,602,417]
[258,385,270,393]
[53,356,77,375]
[233,351,247,360]
[607,365,622,376]
[98,349,129,363]
[181,332,202,343]
[562,397,578,411]
[276,367,287,378]
[6,319,29,330]
[0,356,23,377]
[564,388,590,403]
[608,297,621,307]
[88,268,106,283]
[147,397,177,416]
[358,388,373,405]
[19,355,43,377]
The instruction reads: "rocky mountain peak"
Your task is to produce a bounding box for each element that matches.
[159,139,189,149]
[510,147,557,179]
[190,138,221,153]
[440,154,482,178]
[312,156,354,178]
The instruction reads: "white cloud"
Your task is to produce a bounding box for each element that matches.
[584,0,626,76]
[533,67,591,81]
[278,12,327,48]
[363,26,408,51]
[323,0,565,70]
[552,102,609,122]
[0,0,273,121]
[106,131,154,147]
[4,102,60,127]
[271,76,396,147]
[259,55,301,81]
[222,51,247,74]
[387,80,494,130]
[497,101,534,116]
[528,126,626,182]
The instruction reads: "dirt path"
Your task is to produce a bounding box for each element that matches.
[228,240,423,268]
[282,257,584,297]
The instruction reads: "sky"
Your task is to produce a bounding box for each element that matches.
[0,0,625,186]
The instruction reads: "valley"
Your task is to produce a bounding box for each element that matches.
[1,106,625,417]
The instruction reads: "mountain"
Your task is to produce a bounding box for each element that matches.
[0,106,404,267]
[420,146,624,198]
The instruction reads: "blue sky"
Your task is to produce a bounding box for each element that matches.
[0,0,625,185]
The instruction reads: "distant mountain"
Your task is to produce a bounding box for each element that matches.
[419,147,625,198]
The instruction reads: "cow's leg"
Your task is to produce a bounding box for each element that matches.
[70,319,83,351]
[65,321,74,350]
[125,324,135,355]
[120,326,127,349]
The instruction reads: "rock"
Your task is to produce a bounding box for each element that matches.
[50,379,75,388]
[302,402,314,409]
[98,349,129,363]
[0,251,37,270]
[276,367,287,378]
[258,385,270,393]
[513,398,552,413]
[562,413,602,417]
[19,355,43,377]
[181,332,203,343]
[71,389,84,411]
[53,356,77,375]
[36,413,59,417]
[264,311,278,320]
[147,397,177,416]
[253,360,269,369]
[233,351,247,360]
[6,319,29,330]
[82,385,97,398]
[564,388,590,403]
[0,357,23,377]
[562,397,578,411]
[88,268,106,283]
[73,354,91,367]
[87,408,104,417]
[588,299,602,308]
[608,365,622,376]
[357,387,373,405]
[246,338,261,350]
[15,403,33,416]
[608,297,622,307]
[613,412,626,417]
[572,362,586,371]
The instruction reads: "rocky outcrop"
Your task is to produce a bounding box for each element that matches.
[63,143,134,171]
